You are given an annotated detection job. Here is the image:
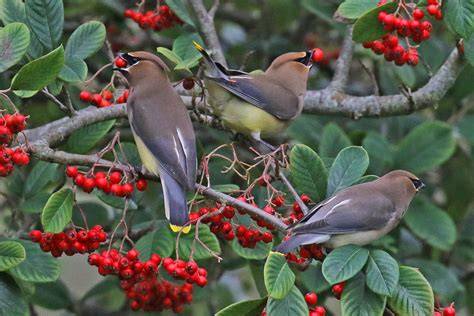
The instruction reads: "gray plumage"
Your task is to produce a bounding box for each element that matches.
[276,170,425,253]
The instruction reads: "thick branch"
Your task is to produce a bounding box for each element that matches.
[329,26,354,91]
[303,48,464,118]
[188,0,227,67]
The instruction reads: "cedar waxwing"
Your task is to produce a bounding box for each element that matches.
[116,52,197,233]
[275,170,426,253]
[194,42,313,144]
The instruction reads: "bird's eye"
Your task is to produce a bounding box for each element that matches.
[121,53,141,66]
[410,178,425,190]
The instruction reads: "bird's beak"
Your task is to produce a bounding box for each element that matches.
[416,181,426,192]
[296,50,313,67]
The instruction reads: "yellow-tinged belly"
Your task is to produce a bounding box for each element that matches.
[132,132,160,176]
[207,83,288,137]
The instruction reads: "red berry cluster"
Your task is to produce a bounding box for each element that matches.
[304,292,326,316]
[162,258,208,287]
[362,0,442,66]
[0,113,29,176]
[66,166,148,196]
[331,282,345,300]
[88,248,204,313]
[79,89,129,107]
[123,5,183,31]
[29,226,106,257]
[426,0,443,20]
[434,303,456,316]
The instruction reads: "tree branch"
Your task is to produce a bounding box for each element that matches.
[188,0,227,67]
[329,26,354,92]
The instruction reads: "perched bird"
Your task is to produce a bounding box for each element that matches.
[115,52,197,232]
[275,170,425,253]
[194,42,314,145]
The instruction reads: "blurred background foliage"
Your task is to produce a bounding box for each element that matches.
[0,0,473,315]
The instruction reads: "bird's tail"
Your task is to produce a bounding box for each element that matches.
[159,168,191,234]
[193,41,221,77]
[274,234,330,253]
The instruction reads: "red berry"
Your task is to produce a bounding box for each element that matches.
[305,292,318,305]
[272,196,285,207]
[66,166,78,177]
[92,94,102,106]
[313,306,326,316]
[115,57,127,68]
[383,14,395,26]
[377,11,387,22]
[196,275,207,287]
[135,179,147,191]
[109,171,122,184]
[74,174,86,186]
[95,177,109,190]
[435,9,442,20]
[13,114,25,126]
[262,232,273,243]
[332,282,345,299]
[83,178,96,192]
[443,304,456,316]
[413,9,424,20]
[427,0,438,5]
[182,78,195,90]
[122,183,134,196]
[127,249,139,261]
[101,90,113,101]
[434,312,442,316]
[79,91,92,102]
[427,5,438,16]
[29,230,43,242]
[311,48,324,63]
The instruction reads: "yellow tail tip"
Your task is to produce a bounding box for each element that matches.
[193,40,204,52]
[170,224,192,234]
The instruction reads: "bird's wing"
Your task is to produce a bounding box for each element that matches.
[291,191,395,235]
[215,62,250,76]
[128,98,197,190]
[205,75,300,120]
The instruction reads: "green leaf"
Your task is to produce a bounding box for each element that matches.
[11,45,65,91]
[0,0,26,24]
[404,197,457,251]
[0,241,25,271]
[173,32,203,62]
[394,64,416,88]
[299,261,331,293]
[24,161,61,196]
[47,79,63,96]
[326,146,369,197]
[445,0,474,39]
[353,2,397,42]
[264,252,295,299]
[41,188,74,233]
[164,0,195,26]
[0,273,28,316]
[65,21,106,59]
[249,261,267,297]
[71,202,110,228]
[387,266,434,316]
[20,192,50,214]
[96,191,138,210]
[157,46,184,66]
[28,279,72,310]
[362,133,393,174]
[336,0,380,19]
[12,89,38,98]
[25,0,63,51]
[178,225,221,260]
[394,121,456,174]
[319,123,352,158]
[9,240,60,283]
[405,259,462,302]
[365,249,399,296]
[0,22,30,72]
[58,57,87,82]
[216,297,267,316]
[64,120,115,154]
[465,36,474,66]
[231,238,272,260]
[290,144,328,201]
[341,273,386,316]
[266,286,308,316]
[135,221,175,260]
[322,244,369,285]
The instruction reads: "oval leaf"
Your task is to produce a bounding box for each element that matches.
[64,120,115,154]
[326,146,369,197]
[319,123,352,158]
[65,21,105,59]
[164,0,195,26]
[58,57,87,82]
[353,2,397,43]
[41,188,73,233]
[387,266,434,316]
[216,297,267,316]
[363,132,394,174]
[341,273,386,316]
[336,0,380,19]
[29,279,72,310]
[322,244,369,285]
[266,286,308,316]
[365,249,399,296]
[178,225,221,260]
[404,197,457,251]
[264,252,295,299]
[9,240,60,283]
[0,274,28,316]
[394,121,456,174]
[290,144,328,201]
[445,0,474,39]
[0,0,27,24]
[11,45,64,91]
[135,221,175,260]
[0,241,25,271]
[25,0,63,51]
[24,161,61,196]
[0,22,30,72]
